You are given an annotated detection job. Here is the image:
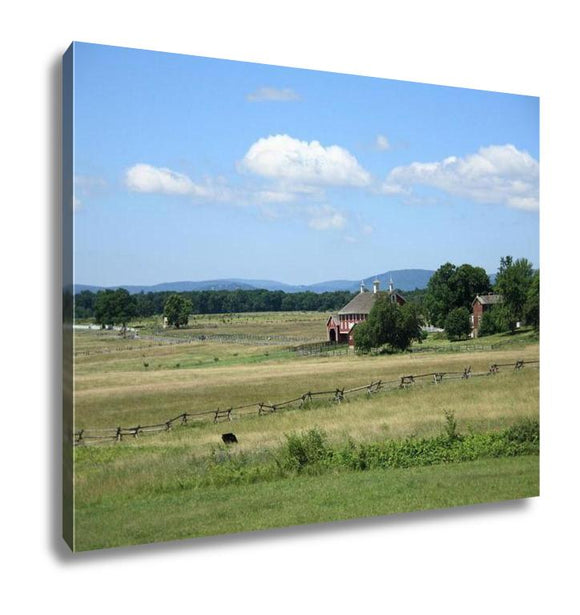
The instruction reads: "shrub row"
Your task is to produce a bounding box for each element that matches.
[196,416,539,488]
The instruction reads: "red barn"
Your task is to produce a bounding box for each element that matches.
[471,293,503,337]
[327,279,406,348]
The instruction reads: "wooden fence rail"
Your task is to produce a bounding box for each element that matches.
[74,359,539,445]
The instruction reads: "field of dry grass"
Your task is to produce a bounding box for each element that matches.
[74,315,539,446]
[72,311,539,551]
[133,310,329,340]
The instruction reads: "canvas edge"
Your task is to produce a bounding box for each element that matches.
[62,42,75,552]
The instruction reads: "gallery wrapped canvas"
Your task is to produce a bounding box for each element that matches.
[62,42,539,552]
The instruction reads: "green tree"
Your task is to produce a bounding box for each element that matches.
[163,294,192,328]
[444,307,471,341]
[135,292,155,318]
[424,262,456,327]
[424,262,490,327]
[494,256,535,332]
[352,319,373,352]
[353,297,424,352]
[451,264,491,311]
[524,270,540,331]
[74,290,96,319]
[94,288,137,328]
[477,307,508,337]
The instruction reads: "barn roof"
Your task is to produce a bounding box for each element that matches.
[338,290,405,315]
[473,293,503,306]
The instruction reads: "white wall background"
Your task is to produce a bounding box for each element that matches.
[1,2,577,613]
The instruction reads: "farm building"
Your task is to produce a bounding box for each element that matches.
[471,293,503,337]
[327,279,406,348]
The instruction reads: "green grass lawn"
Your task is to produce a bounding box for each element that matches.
[73,455,539,551]
[415,326,538,351]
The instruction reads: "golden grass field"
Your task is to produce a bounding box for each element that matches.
[72,311,539,551]
[74,313,539,449]
[133,310,328,339]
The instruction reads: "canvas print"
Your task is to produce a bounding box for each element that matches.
[62,42,539,552]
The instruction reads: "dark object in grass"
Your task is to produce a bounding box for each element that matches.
[222,433,238,444]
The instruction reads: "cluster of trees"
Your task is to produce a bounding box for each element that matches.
[424,263,491,329]
[478,257,539,336]
[423,257,539,340]
[75,288,357,322]
[353,297,424,352]
[351,255,539,351]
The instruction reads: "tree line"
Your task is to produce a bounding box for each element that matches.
[74,255,539,343]
[74,288,357,324]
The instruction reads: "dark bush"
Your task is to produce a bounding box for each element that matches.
[282,428,329,471]
[445,307,471,341]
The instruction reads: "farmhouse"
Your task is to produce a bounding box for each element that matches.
[327,279,406,348]
[471,293,503,337]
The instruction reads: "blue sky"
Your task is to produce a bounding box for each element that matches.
[72,42,539,286]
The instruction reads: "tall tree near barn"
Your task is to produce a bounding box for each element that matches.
[524,270,540,331]
[494,256,535,332]
[444,307,471,341]
[424,262,490,327]
[353,296,423,352]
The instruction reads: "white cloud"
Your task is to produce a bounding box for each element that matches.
[246,87,301,102]
[73,174,107,209]
[238,134,371,188]
[124,164,232,200]
[126,164,200,195]
[306,205,347,230]
[255,190,297,204]
[506,196,538,211]
[376,134,390,151]
[381,144,539,210]
[75,175,107,193]
[123,160,351,234]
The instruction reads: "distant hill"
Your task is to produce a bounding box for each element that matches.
[74,280,257,294]
[360,269,435,293]
[75,269,439,295]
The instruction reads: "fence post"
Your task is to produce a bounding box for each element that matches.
[300,392,312,408]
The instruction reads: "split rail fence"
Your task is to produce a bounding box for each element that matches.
[74,359,539,446]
